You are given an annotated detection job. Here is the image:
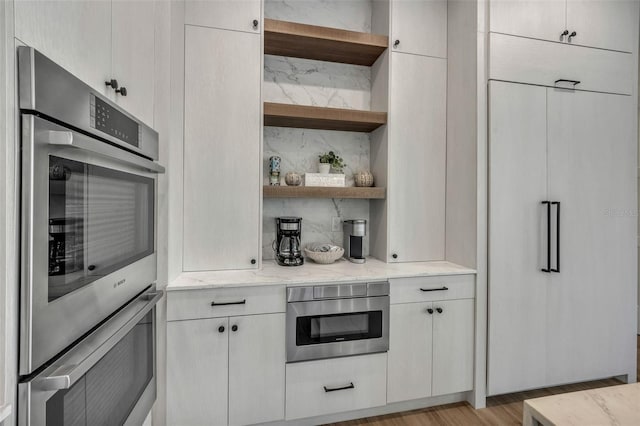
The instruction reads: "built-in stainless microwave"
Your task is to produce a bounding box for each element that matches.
[286,282,390,362]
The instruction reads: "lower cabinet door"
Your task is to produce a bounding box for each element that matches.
[167,318,229,426]
[285,353,387,420]
[228,313,286,426]
[432,299,474,396]
[387,302,433,403]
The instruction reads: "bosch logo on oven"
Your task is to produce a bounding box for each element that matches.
[114,279,126,288]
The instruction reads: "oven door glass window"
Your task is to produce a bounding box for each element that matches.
[296,311,383,345]
[48,156,154,301]
[45,311,153,425]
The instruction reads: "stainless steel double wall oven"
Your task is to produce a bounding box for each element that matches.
[17,46,165,425]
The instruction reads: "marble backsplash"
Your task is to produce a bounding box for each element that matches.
[262,0,375,261]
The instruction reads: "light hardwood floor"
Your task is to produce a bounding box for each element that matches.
[328,336,640,426]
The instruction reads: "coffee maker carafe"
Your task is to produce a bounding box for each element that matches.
[274,217,304,266]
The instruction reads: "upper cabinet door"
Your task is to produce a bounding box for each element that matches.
[489,0,566,43]
[14,0,112,95]
[388,54,446,262]
[183,25,261,271]
[111,0,156,126]
[566,0,639,52]
[391,0,447,58]
[185,0,262,33]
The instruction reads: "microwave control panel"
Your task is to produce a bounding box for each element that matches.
[90,94,141,147]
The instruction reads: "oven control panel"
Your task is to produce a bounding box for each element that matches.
[90,95,141,147]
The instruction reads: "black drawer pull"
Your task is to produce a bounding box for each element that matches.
[323,382,355,393]
[554,79,581,87]
[211,299,246,307]
[419,286,448,292]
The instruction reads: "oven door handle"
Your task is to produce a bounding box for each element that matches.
[47,130,166,174]
[33,289,164,391]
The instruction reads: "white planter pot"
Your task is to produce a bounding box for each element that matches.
[318,163,331,174]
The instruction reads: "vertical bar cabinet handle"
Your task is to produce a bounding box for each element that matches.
[551,201,560,273]
[541,201,551,273]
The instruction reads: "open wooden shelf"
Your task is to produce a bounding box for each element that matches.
[264,102,387,132]
[264,186,386,199]
[264,18,388,66]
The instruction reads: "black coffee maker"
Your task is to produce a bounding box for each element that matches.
[273,217,304,266]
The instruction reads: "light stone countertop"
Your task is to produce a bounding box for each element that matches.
[167,258,476,291]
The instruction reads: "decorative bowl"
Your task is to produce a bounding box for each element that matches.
[354,171,374,187]
[285,172,302,186]
[304,243,344,264]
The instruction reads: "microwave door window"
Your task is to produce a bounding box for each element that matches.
[297,311,383,345]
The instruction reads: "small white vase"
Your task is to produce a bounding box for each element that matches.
[318,163,331,174]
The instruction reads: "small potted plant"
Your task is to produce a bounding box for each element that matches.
[318,151,346,174]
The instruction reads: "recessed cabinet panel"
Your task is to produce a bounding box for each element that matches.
[388,53,446,262]
[488,81,549,396]
[228,314,285,425]
[183,25,260,271]
[14,0,112,95]
[185,0,262,33]
[167,318,229,426]
[566,0,638,53]
[546,89,636,385]
[391,0,447,58]
[111,0,156,126]
[432,299,474,396]
[489,0,566,43]
[387,302,433,403]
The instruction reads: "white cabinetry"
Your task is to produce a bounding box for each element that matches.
[488,81,636,395]
[14,1,112,95]
[490,0,638,53]
[111,0,156,125]
[390,0,447,58]
[387,276,475,403]
[183,25,261,271]
[167,312,285,426]
[387,54,446,262]
[14,0,158,124]
[185,0,261,33]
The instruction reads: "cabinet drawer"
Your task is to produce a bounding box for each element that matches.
[285,353,387,420]
[390,275,474,304]
[167,285,286,321]
[490,33,633,96]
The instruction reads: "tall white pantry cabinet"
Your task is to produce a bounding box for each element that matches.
[487,0,639,396]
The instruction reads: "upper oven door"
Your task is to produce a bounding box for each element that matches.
[20,114,162,375]
[286,295,390,363]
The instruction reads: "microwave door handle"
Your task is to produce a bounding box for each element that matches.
[46,130,166,174]
[33,289,163,392]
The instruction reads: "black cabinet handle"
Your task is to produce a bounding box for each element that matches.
[551,201,560,273]
[253,19,259,29]
[211,299,246,307]
[218,326,225,333]
[87,264,96,271]
[427,308,434,315]
[393,39,400,48]
[561,30,569,39]
[231,325,238,332]
[554,79,581,87]
[116,87,127,96]
[251,258,256,265]
[420,286,448,292]
[105,79,119,90]
[568,31,577,41]
[541,201,551,273]
[323,382,355,392]
[436,307,443,314]
[392,253,398,259]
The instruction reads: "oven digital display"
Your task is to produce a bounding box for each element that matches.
[90,96,140,147]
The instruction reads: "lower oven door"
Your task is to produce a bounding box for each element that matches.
[286,295,390,362]
[21,114,163,375]
[19,288,162,426]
